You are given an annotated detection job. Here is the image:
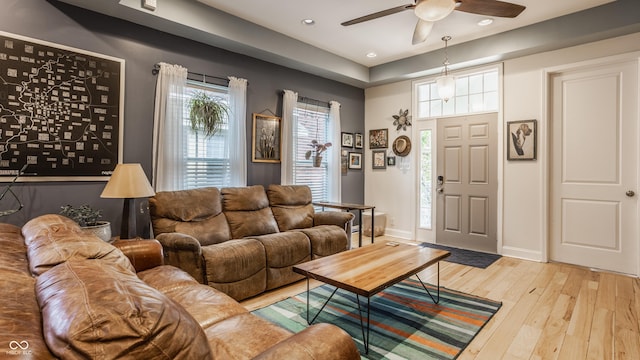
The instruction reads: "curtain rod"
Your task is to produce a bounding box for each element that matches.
[152,63,244,86]
[298,95,330,108]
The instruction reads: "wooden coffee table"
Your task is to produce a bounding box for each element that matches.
[293,240,450,353]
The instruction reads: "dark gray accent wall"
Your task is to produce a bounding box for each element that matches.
[0,0,364,232]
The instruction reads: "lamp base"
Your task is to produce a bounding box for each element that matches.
[120,198,138,240]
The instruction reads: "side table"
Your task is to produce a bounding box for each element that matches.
[313,201,375,248]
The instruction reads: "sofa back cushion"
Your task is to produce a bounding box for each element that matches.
[221,185,279,239]
[36,259,212,359]
[267,185,315,231]
[22,214,135,276]
[150,187,231,246]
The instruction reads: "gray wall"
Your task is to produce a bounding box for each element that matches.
[0,0,365,233]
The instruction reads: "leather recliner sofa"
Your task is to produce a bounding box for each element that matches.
[150,184,354,300]
[0,214,360,359]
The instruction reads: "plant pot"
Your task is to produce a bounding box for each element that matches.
[313,155,322,167]
[82,221,112,243]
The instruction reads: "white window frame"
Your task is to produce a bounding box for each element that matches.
[292,101,331,202]
[182,80,231,189]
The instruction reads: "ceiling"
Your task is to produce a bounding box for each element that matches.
[197,0,613,67]
[57,0,640,88]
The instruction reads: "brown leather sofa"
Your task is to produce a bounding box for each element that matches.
[0,214,360,359]
[150,184,354,300]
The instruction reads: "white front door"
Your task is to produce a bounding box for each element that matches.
[436,113,498,253]
[549,58,639,275]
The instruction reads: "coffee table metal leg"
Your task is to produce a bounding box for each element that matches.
[355,294,371,354]
[415,261,441,304]
[305,278,340,325]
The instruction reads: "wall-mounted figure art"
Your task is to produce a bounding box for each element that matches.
[252,113,281,163]
[507,119,537,160]
[348,152,362,170]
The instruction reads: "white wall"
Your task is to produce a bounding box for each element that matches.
[364,32,640,261]
[364,80,414,239]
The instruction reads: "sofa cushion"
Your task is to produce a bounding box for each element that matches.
[267,185,314,231]
[201,239,267,301]
[36,260,212,360]
[295,225,349,259]
[22,214,134,276]
[253,232,309,290]
[0,224,57,359]
[151,188,231,245]
[222,185,279,238]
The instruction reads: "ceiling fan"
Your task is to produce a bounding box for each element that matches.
[341,0,526,45]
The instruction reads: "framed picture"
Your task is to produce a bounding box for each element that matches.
[348,152,362,169]
[507,119,537,161]
[387,156,396,166]
[341,132,354,148]
[355,133,363,149]
[372,150,387,169]
[252,113,282,163]
[369,128,388,149]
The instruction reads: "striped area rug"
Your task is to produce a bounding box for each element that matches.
[253,279,501,359]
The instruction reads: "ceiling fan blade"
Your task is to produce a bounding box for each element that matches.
[455,0,526,18]
[412,19,434,45]
[341,4,415,26]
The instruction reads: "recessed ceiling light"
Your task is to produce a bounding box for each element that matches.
[366,52,377,58]
[478,18,493,26]
[301,19,315,25]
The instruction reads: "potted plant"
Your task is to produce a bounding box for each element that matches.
[304,140,332,167]
[60,204,112,242]
[188,91,229,137]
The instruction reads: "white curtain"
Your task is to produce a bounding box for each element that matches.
[281,89,298,184]
[227,77,248,186]
[152,62,188,191]
[328,101,342,202]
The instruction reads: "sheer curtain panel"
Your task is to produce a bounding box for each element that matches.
[280,89,298,185]
[328,101,342,202]
[227,76,248,186]
[152,63,188,191]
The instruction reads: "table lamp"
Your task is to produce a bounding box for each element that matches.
[101,163,155,239]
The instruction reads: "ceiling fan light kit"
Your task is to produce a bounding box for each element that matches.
[414,0,456,22]
[436,35,455,102]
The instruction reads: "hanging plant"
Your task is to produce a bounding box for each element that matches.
[188,91,229,137]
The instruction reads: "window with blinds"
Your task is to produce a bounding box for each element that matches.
[293,102,330,202]
[183,81,230,189]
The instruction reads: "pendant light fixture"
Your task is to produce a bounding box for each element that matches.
[436,36,455,102]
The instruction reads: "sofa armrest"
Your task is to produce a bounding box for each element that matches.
[314,211,354,233]
[253,323,360,360]
[113,239,164,272]
[155,233,207,284]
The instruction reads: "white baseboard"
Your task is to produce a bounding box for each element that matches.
[501,246,544,262]
[383,228,413,240]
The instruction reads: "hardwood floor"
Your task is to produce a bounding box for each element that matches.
[241,235,640,360]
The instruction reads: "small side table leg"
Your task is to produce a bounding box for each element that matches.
[371,207,375,244]
[358,209,363,248]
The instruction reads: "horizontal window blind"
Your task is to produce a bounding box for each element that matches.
[293,103,329,202]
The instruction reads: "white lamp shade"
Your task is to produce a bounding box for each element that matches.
[101,163,155,199]
[414,0,456,22]
[436,75,456,102]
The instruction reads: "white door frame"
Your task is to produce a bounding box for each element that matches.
[542,52,640,275]
[411,63,505,253]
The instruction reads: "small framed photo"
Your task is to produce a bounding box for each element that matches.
[507,119,537,161]
[387,156,396,166]
[348,152,362,169]
[372,150,386,169]
[341,132,354,148]
[252,113,281,163]
[355,133,363,149]
[369,128,388,149]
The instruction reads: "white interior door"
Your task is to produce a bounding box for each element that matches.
[436,113,498,253]
[549,59,639,275]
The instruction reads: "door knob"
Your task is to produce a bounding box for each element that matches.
[626,190,635,197]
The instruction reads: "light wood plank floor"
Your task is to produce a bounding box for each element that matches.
[241,235,640,360]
